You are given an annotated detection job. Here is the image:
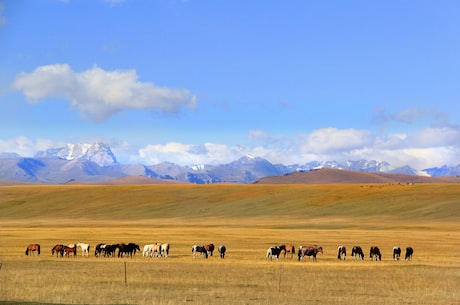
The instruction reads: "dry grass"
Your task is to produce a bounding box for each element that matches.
[0,184,459,304]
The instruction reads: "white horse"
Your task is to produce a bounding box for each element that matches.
[143,244,154,256]
[160,243,170,257]
[76,242,90,256]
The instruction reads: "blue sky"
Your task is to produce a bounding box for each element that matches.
[1,0,459,170]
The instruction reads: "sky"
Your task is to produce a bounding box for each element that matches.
[1,0,459,170]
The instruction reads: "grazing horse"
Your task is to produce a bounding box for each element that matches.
[64,245,77,257]
[298,246,323,261]
[337,246,347,260]
[266,246,282,261]
[103,244,119,257]
[142,244,154,256]
[280,244,295,258]
[192,245,208,259]
[205,243,215,257]
[95,243,107,257]
[218,245,226,259]
[160,243,170,257]
[405,247,414,261]
[351,246,364,260]
[369,246,382,261]
[25,244,40,256]
[119,243,140,258]
[52,244,65,257]
[77,242,90,257]
[148,243,162,257]
[393,246,401,261]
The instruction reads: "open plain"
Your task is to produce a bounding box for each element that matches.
[1,183,459,305]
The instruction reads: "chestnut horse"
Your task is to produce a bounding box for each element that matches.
[64,245,77,257]
[52,244,65,257]
[205,243,215,257]
[25,244,40,256]
[279,244,295,258]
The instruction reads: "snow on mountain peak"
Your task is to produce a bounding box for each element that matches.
[35,142,117,167]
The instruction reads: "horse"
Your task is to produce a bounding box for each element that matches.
[351,246,364,260]
[192,245,208,258]
[279,244,295,258]
[52,244,65,257]
[405,247,414,261]
[95,243,107,257]
[142,244,154,256]
[205,243,215,256]
[218,245,226,259]
[337,245,346,260]
[64,245,77,257]
[266,246,282,261]
[298,246,323,261]
[103,244,119,257]
[119,243,140,258]
[147,243,162,257]
[25,244,40,256]
[160,243,170,257]
[393,246,401,261]
[369,246,382,261]
[77,242,90,257]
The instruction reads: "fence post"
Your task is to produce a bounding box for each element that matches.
[124,261,127,286]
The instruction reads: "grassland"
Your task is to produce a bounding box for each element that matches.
[0,183,459,304]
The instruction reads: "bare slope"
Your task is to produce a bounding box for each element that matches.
[254,168,460,184]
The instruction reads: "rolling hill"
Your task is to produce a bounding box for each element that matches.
[254,168,460,184]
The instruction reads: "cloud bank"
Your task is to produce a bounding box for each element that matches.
[2,124,459,170]
[12,64,197,122]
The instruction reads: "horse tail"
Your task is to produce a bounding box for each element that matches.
[37,244,40,255]
[25,248,28,256]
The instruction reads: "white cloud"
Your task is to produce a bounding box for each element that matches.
[12,64,197,122]
[2,124,459,170]
[139,142,249,165]
[300,128,372,154]
[0,137,65,157]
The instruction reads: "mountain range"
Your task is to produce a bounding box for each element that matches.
[0,142,459,184]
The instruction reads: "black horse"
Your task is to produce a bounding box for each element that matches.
[218,245,226,259]
[370,246,382,261]
[405,247,414,261]
[104,244,120,257]
[118,243,140,257]
[351,246,364,260]
[266,246,282,261]
[337,246,346,260]
[192,245,208,258]
[393,246,401,260]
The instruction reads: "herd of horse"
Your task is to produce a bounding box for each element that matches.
[25,242,414,262]
[266,244,414,262]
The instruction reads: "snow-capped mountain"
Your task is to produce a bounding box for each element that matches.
[1,142,459,184]
[34,142,117,167]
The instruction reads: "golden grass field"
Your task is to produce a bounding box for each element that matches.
[0,183,459,305]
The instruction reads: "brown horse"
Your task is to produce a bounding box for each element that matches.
[279,244,295,258]
[298,245,323,261]
[52,244,65,257]
[205,243,215,256]
[64,245,77,257]
[25,244,40,256]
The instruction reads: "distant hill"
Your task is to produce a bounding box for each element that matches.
[253,168,460,184]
